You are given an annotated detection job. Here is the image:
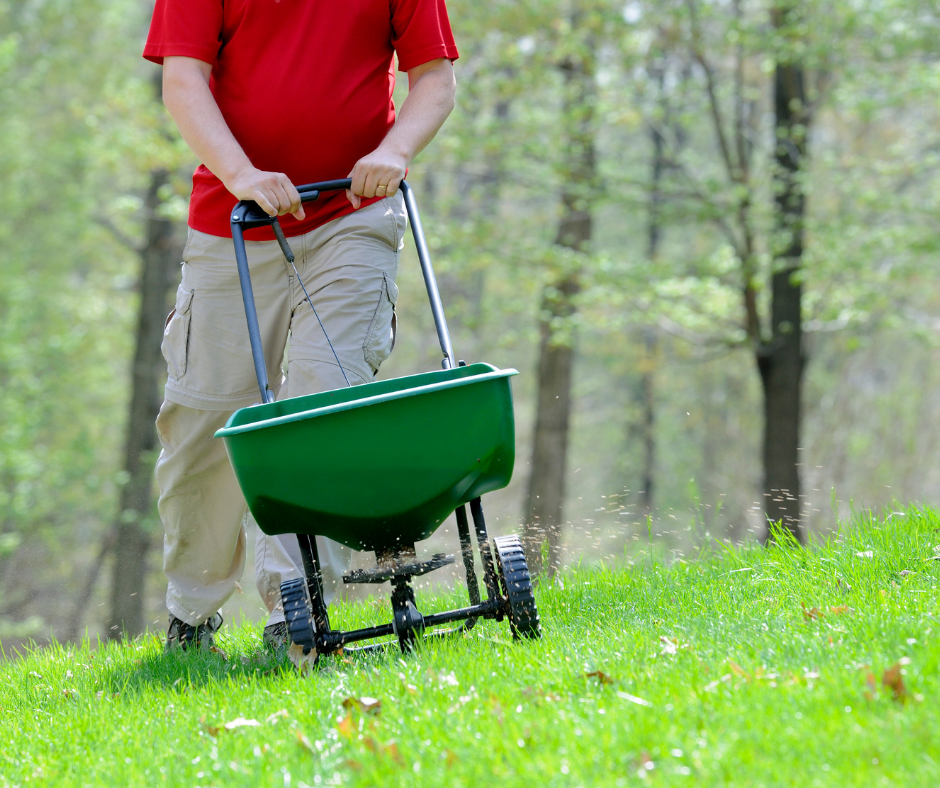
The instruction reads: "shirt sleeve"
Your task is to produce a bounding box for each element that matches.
[391,0,459,72]
[143,0,224,66]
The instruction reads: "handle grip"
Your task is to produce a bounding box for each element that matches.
[230,179,456,405]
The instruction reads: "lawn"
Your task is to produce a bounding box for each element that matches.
[2,509,939,787]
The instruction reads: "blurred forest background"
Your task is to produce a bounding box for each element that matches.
[1,0,939,650]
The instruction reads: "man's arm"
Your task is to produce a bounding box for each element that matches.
[162,56,304,220]
[346,58,456,209]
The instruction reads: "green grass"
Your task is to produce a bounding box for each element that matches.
[3,509,940,787]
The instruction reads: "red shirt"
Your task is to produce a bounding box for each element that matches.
[144,0,458,240]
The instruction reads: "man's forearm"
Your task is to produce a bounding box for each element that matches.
[346,58,456,207]
[383,60,457,162]
[162,56,303,219]
[163,61,252,187]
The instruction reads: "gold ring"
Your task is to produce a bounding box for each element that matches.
[376,184,387,191]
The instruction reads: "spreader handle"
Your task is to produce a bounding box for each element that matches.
[230,179,457,404]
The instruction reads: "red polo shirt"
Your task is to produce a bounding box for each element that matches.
[144,0,458,240]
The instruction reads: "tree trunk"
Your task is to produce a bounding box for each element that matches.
[759,6,809,544]
[106,168,181,639]
[523,43,596,577]
[638,71,668,515]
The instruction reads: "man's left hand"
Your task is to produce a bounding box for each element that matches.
[346,149,407,209]
[345,59,456,209]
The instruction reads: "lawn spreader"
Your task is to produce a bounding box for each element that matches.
[215,179,541,657]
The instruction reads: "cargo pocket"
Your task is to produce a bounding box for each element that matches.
[362,273,399,373]
[162,286,194,380]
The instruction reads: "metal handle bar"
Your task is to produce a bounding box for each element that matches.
[230,179,456,404]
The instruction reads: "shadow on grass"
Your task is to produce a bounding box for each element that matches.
[98,634,410,696]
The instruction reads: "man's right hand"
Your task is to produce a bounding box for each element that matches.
[225,167,305,221]
[163,57,306,224]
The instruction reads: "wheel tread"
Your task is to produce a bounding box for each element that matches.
[493,535,541,639]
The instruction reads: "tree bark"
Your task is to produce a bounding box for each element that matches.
[638,67,668,515]
[523,43,596,578]
[758,6,809,543]
[106,168,181,639]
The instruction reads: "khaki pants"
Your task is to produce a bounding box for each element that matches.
[155,196,406,626]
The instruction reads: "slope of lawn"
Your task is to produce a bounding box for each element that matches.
[2,508,940,787]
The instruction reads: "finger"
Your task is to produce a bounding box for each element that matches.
[349,162,367,198]
[269,182,294,216]
[345,189,361,209]
[362,168,384,199]
[252,188,277,217]
[384,172,404,197]
[282,177,305,221]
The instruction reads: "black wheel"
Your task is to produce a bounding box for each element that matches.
[493,535,541,639]
[280,578,316,650]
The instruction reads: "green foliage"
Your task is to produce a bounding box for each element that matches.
[3,508,940,784]
[0,0,185,636]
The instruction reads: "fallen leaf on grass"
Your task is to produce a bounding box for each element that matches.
[585,671,615,685]
[203,716,261,736]
[882,661,910,703]
[364,737,403,764]
[209,645,228,660]
[223,717,261,731]
[634,751,655,776]
[336,714,356,740]
[521,686,561,702]
[342,696,382,715]
[287,643,318,676]
[829,605,854,615]
[443,749,459,767]
[616,691,652,707]
[297,731,316,755]
[703,674,732,692]
[729,662,750,680]
[802,604,824,621]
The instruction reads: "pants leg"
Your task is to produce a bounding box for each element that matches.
[256,195,407,624]
[156,229,291,625]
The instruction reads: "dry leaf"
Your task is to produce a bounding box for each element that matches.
[802,604,824,621]
[336,714,356,740]
[882,662,909,703]
[616,690,652,707]
[864,670,878,701]
[729,662,749,679]
[223,717,261,731]
[296,731,316,755]
[209,645,228,660]
[342,696,382,715]
[363,736,402,762]
[287,643,318,676]
[444,749,459,767]
[585,671,615,685]
[828,605,853,615]
[703,674,732,692]
[659,636,678,655]
[344,759,363,771]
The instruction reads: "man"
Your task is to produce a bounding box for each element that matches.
[143,0,458,650]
